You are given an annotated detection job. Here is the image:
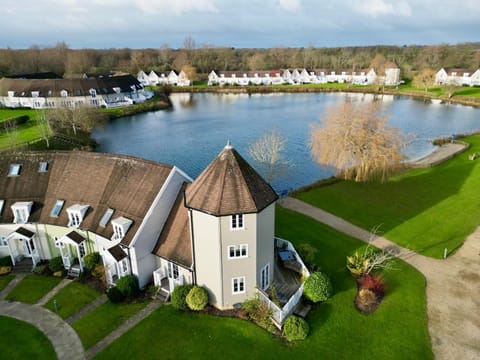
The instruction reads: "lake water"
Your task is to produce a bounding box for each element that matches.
[92,92,480,191]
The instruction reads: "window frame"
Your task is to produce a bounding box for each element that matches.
[230,214,244,230]
[8,164,21,177]
[50,200,65,218]
[228,244,248,259]
[260,263,270,291]
[232,276,246,294]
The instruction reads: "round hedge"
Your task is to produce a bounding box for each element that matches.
[107,286,125,303]
[171,285,193,310]
[116,275,139,298]
[303,271,332,303]
[48,256,64,273]
[283,315,309,341]
[186,286,209,311]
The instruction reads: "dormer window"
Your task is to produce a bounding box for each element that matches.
[231,214,244,230]
[113,87,121,94]
[60,90,68,98]
[67,204,89,227]
[8,164,21,177]
[89,89,97,98]
[50,200,65,218]
[38,161,48,172]
[32,91,39,98]
[8,91,15,97]
[11,201,33,224]
[111,216,133,241]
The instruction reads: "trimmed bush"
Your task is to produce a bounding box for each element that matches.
[0,256,13,267]
[116,275,139,298]
[186,286,208,311]
[171,284,193,310]
[33,264,47,275]
[107,286,125,303]
[303,271,332,303]
[83,252,101,271]
[283,315,309,341]
[242,298,274,330]
[48,256,64,273]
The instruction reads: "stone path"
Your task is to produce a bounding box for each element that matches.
[36,278,72,306]
[279,196,480,360]
[0,273,26,299]
[410,141,468,168]
[85,300,162,359]
[66,294,108,324]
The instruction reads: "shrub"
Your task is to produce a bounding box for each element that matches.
[83,252,101,271]
[357,273,385,298]
[33,264,47,275]
[242,298,273,329]
[296,243,318,267]
[48,256,64,273]
[186,286,209,311]
[283,315,309,341]
[107,286,125,303]
[92,264,106,281]
[0,256,12,267]
[0,266,12,275]
[171,285,193,310]
[355,288,379,314]
[116,275,139,298]
[303,272,332,303]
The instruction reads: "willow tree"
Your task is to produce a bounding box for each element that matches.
[310,101,406,183]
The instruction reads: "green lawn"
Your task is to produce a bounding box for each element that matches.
[5,274,62,304]
[0,108,37,122]
[95,206,432,360]
[0,316,57,360]
[0,274,15,291]
[44,281,101,319]
[296,135,480,258]
[72,300,149,349]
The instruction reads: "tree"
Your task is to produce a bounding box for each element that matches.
[181,64,197,85]
[413,68,436,93]
[48,105,106,136]
[310,101,406,183]
[35,110,52,148]
[248,129,291,184]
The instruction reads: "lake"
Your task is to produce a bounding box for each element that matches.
[92,92,480,191]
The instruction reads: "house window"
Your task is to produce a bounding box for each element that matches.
[228,244,248,259]
[167,262,179,280]
[0,200,4,216]
[231,214,244,230]
[232,277,245,294]
[38,161,48,172]
[60,90,68,97]
[54,237,65,248]
[8,164,21,176]
[12,202,33,224]
[50,200,65,217]
[69,212,81,227]
[99,208,114,227]
[112,223,124,240]
[111,216,133,241]
[120,258,129,275]
[260,263,270,291]
[67,204,89,228]
[79,242,86,258]
[0,236,7,247]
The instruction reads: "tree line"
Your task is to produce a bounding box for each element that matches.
[0,40,479,80]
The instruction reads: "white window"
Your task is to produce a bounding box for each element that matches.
[99,208,114,227]
[8,164,21,176]
[38,162,48,172]
[50,200,65,217]
[228,244,248,259]
[60,90,68,97]
[0,200,4,216]
[260,264,270,291]
[231,214,244,230]
[11,201,33,224]
[232,277,245,294]
[167,262,179,280]
[111,216,133,241]
[67,204,89,228]
[120,258,129,275]
[0,236,7,247]
[79,242,86,258]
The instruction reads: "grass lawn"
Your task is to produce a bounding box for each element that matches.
[44,281,101,319]
[0,274,15,291]
[0,316,57,360]
[296,135,480,258]
[72,300,149,349]
[5,274,62,304]
[95,206,432,360]
[0,108,37,122]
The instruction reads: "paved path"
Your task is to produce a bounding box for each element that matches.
[66,294,108,324]
[36,278,72,306]
[410,142,468,168]
[279,196,480,360]
[0,273,26,299]
[85,300,162,359]
[0,298,85,360]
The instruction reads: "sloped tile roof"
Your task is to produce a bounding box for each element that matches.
[185,144,278,216]
[153,183,192,268]
[108,244,128,261]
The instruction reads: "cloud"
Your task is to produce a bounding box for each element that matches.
[356,0,411,17]
[277,0,301,11]
[135,0,219,15]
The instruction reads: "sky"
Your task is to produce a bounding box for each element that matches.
[2,0,479,49]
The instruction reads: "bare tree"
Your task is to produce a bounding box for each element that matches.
[35,110,52,147]
[48,105,105,136]
[181,64,197,85]
[310,100,406,183]
[248,129,291,184]
[412,68,436,93]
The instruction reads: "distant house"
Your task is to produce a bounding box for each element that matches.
[136,70,191,87]
[435,68,479,86]
[0,145,308,325]
[0,75,152,109]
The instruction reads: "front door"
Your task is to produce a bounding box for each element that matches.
[23,238,35,258]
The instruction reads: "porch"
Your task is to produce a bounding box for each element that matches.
[257,237,310,327]
[5,227,41,270]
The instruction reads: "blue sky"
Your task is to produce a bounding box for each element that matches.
[2,0,479,49]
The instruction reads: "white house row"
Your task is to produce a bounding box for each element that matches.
[435,68,480,86]
[208,66,401,86]
[0,75,153,109]
[0,146,308,324]
[137,70,191,87]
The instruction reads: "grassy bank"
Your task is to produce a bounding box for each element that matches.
[295,135,480,258]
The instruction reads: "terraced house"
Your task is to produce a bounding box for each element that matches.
[0,145,308,325]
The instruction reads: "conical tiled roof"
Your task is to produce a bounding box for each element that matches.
[185,143,278,216]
